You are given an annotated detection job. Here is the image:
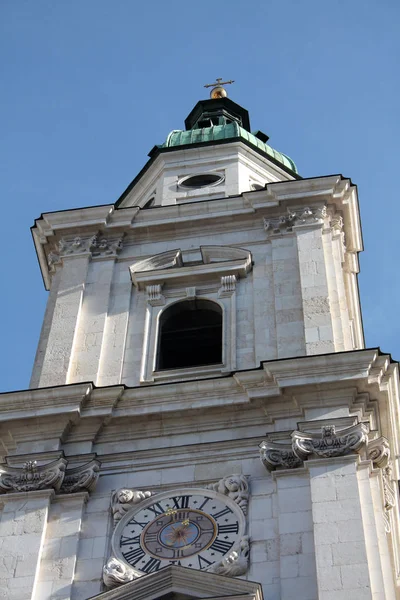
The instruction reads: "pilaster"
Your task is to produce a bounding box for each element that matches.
[369,470,397,599]
[273,469,317,600]
[96,266,132,388]
[0,489,54,600]
[306,456,373,600]
[0,454,101,599]
[270,235,305,358]
[68,257,116,385]
[294,220,335,355]
[34,492,89,600]
[357,462,395,600]
[34,253,91,388]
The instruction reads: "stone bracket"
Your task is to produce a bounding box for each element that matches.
[0,454,101,496]
[260,421,369,471]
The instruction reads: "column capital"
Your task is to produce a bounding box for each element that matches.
[260,420,369,472]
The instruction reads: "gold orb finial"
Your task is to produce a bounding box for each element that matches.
[204,78,235,99]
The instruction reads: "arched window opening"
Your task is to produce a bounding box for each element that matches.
[157,299,223,370]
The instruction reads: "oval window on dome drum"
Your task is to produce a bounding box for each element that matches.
[178,173,224,189]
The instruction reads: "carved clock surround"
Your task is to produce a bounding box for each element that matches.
[104,474,250,588]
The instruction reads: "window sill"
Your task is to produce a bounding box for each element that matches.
[151,363,226,382]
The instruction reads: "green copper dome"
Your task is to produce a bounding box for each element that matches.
[159,121,298,175]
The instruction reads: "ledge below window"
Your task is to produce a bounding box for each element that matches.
[150,363,226,383]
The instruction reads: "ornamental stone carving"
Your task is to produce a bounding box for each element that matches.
[264,206,327,235]
[382,463,396,533]
[48,232,124,267]
[259,440,303,471]
[89,234,124,257]
[103,556,140,588]
[367,437,396,533]
[218,275,237,298]
[47,251,62,269]
[367,436,390,468]
[260,422,369,472]
[207,474,249,515]
[292,423,368,460]
[331,215,344,234]
[60,459,101,494]
[146,284,165,306]
[111,488,152,522]
[208,536,250,577]
[0,457,67,494]
[58,236,85,255]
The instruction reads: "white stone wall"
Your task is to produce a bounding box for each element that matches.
[118,143,294,210]
[0,490,53,600]
[31,204,359,390]
[5,447,392,600]
[3,351,400,599]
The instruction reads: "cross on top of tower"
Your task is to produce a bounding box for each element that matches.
[204,78,235,99]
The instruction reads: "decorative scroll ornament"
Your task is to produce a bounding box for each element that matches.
[208,536,250,577]
[103,556,140,588]
[292,423,368,460]
[60,459,101,494]
[260,422,370,473]
[47,251,62,270]
[218,275,237,298]
[48,233,124,267]
[264,211,297,234]
[382,463,396,512]
[0,457,67,494]
[331,215,344,234]
[260,440,303,471]
[58,236,85,255]
[367,436,390,469]
[146,284,165,306]
[111,488,152,522]
[367,438,396,533]
[382,463,396,533]
[264,206,327,235]
[207,474,249,515]
[89,234,124,257]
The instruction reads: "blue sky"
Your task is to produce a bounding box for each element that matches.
[1,0,399,392]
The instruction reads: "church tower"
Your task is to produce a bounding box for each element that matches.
[0,83,399,600]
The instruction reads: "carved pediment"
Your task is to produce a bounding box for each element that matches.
[130,250,184,273]
[90,565,263,600]
[130,247,252,290]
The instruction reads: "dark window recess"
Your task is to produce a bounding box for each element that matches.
[157,299,222,370]
[179,173,223,189]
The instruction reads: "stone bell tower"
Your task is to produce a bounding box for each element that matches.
[0,82,399,600]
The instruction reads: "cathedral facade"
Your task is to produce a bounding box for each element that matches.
[1,86,399,600]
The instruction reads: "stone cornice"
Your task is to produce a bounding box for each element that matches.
[32,174,361,289]
[0,350,397,469]
[92,564,263,600]
[260,349,378,388]
[0,382,92,420]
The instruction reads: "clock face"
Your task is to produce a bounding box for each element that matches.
[112,488,244,574]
